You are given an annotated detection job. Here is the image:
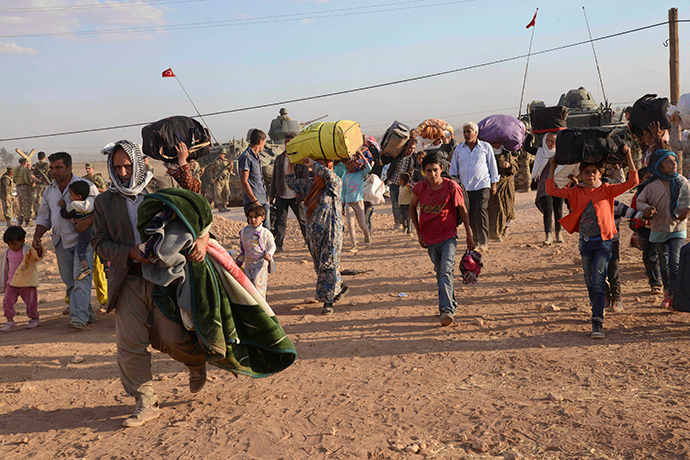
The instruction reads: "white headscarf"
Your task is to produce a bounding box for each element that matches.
[531,134,556,181]
[101,140,153,197]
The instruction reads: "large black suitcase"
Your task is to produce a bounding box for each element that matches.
[530,105,569,134]
[556,127,632,165]
[629,94,672,137]
[141,115,211,162]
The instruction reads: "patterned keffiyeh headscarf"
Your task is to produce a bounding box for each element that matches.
[101,140,153,197]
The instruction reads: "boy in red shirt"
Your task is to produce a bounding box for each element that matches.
[410,153,474,326]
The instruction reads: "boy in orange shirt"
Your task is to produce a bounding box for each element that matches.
[546,145,638,338]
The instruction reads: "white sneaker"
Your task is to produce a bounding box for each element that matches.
[26,319,41,329]
[1,321,16,332]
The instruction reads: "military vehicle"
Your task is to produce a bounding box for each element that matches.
[556,86,622,129]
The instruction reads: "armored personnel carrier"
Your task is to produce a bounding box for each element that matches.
[556,86,622,129]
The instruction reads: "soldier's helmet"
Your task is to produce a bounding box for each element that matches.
[6,166,14,173]
[219,148,227,155]
[279,108,287,115]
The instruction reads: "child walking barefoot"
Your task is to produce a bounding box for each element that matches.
[1,226,43,332]
[546,145,638,338]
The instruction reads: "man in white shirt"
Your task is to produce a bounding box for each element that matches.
[32,152,99,330]
[449,122,499,251]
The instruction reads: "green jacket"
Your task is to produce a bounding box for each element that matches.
[0,174,13,197]
[83,172,107,190]
[14,166,31,186]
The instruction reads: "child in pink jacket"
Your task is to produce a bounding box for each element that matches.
[1,226,42,332]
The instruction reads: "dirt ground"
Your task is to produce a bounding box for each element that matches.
[2,189,690,460]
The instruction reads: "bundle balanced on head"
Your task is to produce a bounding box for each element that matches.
[545,145,639,339]
[285,156,349,316]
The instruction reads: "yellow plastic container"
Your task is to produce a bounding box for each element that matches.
[287,121,363,164]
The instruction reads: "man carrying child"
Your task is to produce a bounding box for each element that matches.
[410,152,474,326]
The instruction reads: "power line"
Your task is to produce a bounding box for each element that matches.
[0,19,684,143]
[0,0,205,14]
[0,0,472,38]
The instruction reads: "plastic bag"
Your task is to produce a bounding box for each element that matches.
[363,174,385,205]
[477,115,526,152]
[668,93,690,131]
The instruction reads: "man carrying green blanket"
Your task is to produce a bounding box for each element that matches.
[93,140,209,429]
[137,188,296,379]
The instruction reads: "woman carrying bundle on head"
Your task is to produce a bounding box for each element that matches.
[286,156,349,316]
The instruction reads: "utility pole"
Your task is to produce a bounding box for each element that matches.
[669,8,683,175]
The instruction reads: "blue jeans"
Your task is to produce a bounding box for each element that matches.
[427,237,458,315]
[579,237,612,321]
[55,241,96,327]
[389,184,402,225]
[656,237,685,298]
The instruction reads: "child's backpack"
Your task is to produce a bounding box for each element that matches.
[141,116,211,162]
[459,249,483,284]
[381,121,411,158]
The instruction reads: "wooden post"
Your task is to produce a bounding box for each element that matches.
[669,8,683,175]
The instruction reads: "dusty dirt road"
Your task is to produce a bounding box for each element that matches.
[1,190,689,460]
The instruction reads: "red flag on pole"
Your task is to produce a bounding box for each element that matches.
[526,10,537,28]
[162,68,175,78]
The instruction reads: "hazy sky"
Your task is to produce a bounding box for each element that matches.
[0,0,686,159]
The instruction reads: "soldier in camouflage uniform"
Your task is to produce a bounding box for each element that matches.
[14,158,34,226]
[83,162,108,192]
[209,148,232,212]
[1,167,14,226]
[31,151,51,219]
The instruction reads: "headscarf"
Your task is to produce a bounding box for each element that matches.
[101,140,153,197]
[531,135,556,181]
[303,176,326,219]
[638,149,681,217]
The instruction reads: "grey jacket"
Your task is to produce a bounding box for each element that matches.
[91,190,140,312]
[269,153,308,202]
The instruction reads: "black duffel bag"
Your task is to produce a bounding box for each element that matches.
[604,127,633,164]
[556,127,630,165]
[141,115,211,162]
[629,94,672,137]
[531,105,569,134]
[556,127,608,164]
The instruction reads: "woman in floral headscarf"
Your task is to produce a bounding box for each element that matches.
[286,157,348,315]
